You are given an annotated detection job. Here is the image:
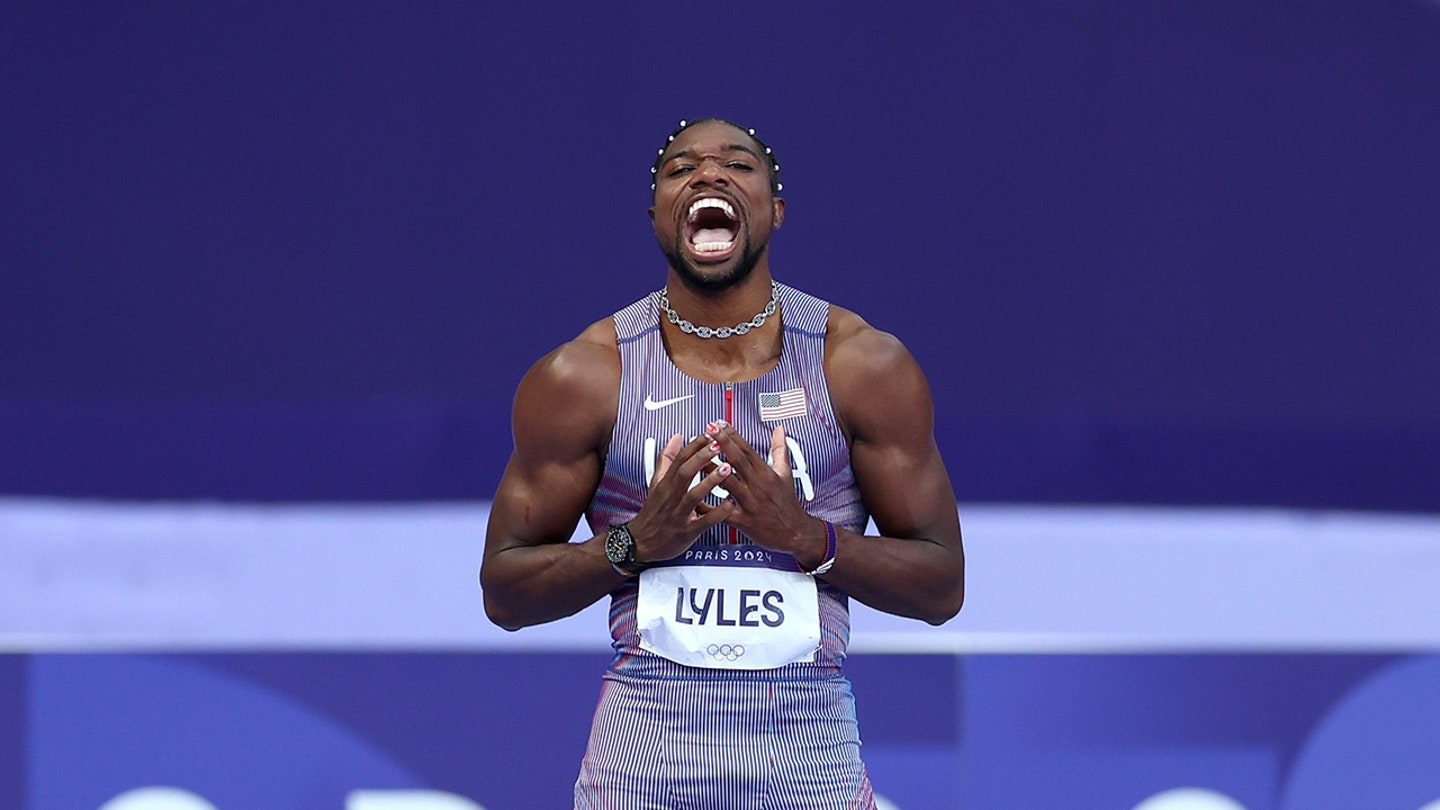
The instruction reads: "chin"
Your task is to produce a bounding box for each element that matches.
[665,243,762,292]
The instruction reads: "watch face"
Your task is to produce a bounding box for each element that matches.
[605,525,633,564]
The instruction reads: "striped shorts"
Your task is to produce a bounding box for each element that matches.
[574,661,877,810]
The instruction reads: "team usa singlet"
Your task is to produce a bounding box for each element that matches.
[575,283,878,810]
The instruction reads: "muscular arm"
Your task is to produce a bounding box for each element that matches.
[822,309,965,624]
[481,321,734,631]
[480,322,623,631]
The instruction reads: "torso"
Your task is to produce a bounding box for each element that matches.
[586,283,868,674]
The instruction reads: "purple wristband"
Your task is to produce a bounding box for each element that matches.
[798,519,837,576]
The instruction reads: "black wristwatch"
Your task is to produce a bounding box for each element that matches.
[604,522,645,576]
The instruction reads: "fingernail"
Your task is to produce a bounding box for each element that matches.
[718,463,731,476]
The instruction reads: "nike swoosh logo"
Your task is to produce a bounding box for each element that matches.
[643,393,696,411]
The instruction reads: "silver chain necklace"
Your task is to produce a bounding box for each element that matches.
[657,281,780,339]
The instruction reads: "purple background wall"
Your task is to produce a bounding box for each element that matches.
[4,1,1438,511]
[6,7,1440,808]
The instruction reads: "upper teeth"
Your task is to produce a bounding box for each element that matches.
[688,198,735,220]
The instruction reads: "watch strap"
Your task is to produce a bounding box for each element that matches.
[606,522,646,577]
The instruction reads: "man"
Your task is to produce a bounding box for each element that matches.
[481,118,964,809]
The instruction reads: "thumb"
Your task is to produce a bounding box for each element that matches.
[652,433,684,484]
[769,425,790,477]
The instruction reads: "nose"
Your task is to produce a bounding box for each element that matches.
[691,158,728,186]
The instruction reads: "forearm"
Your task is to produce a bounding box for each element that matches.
[481,534,625,631]
[815,524,965,625]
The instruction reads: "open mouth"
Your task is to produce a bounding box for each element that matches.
[684,197,739,255]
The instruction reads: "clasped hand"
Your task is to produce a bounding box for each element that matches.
[624,421,821,565]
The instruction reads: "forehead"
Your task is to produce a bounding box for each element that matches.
[660,121,762,164]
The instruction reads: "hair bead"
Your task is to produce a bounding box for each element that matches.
[649,118,783,197]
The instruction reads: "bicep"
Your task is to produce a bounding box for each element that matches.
[850,432,958,544]
[835,333,960,544]
[483,336,617,558]
[485,449,602,556]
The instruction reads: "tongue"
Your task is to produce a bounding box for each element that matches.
[692,227,735,245]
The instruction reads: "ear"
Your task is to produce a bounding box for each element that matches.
[771,196,785,229]
[648,205,657,227]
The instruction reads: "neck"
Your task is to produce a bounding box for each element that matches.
[658,269,783,383]
[664,267,776,325]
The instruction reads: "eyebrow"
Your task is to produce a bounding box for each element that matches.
[663,143,762,164]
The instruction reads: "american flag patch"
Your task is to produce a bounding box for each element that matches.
[758,387,807,421]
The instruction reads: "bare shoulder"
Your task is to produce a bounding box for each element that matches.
[823,304,933,442]
[529,317,620,389]
[513,317,621,456]
[824,305,913,373]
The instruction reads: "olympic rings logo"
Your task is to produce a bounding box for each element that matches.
[706,643,746,662]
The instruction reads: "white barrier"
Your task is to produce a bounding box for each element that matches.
[3,497,1439,652]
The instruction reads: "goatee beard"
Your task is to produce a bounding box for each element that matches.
[663,237,765,293]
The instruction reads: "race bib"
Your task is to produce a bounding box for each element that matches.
[636,555,821,670]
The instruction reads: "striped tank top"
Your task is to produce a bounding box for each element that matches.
[586,282,869,675]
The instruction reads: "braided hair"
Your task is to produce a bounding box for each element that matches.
[650,118,783,199]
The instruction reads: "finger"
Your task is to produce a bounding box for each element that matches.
[685,492,731,524]
[688,497,736,531]
[769,425,790,477]
[709,423,769,478]
[674,438,724,484]
[651,434,685,485]
[679,461,733,510]
[699,498,736,528]
[659,433,721,487]
[682,494,734,535]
